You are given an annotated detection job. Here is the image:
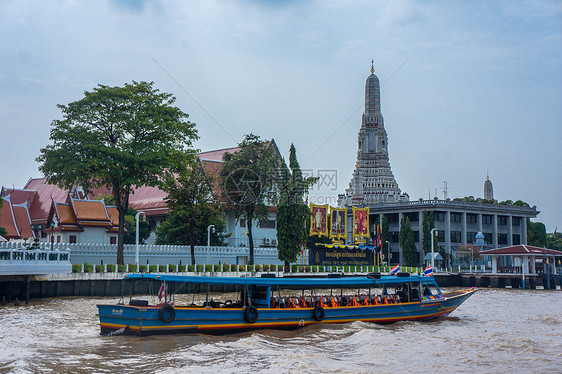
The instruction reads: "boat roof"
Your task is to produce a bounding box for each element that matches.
[123,274,438,287]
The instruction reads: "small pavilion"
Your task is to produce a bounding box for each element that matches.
[480,245,562,275]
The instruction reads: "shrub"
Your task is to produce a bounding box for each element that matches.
[255,264,262,272]
[311,266,317,273]
[213,264,220,272]
[222,264,230,272]
[106,264,115,273]
[239,265,246,271]
[72,264,81,273]
[187,265,194,272]
[95,265,104,273]
[178,265,186,272]
[127,264,137,272]
[230,264,237,271]
[196,264,203,272]
[139,265,147,273]
[168,264,177,272]
[343,266,349,273]
[83,263,93,273]
[291,265,297,272]
[204,264,212,272]
[118,264,126,273]
[278,264,284,272]
[263,264,270,272]
[149,265,157,273]
[158,264,167,272]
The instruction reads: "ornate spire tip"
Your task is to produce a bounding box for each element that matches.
[370,59,374,74]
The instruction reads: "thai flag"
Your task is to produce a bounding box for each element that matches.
[424,266,434,277]
[390,264,400,275]
[158,282,166,301]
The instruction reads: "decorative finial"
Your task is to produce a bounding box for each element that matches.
[370,59,374,74]
[486,171,489,180]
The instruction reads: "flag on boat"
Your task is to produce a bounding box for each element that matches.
[158,282,166,301]
[424,266,434,277]
[390,264,400,275]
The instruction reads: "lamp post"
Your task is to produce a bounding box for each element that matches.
[385,240,391,267]
[430,228,438,269]
[135,211,145,266]
[49,221,55,251]
[207,225,215,264]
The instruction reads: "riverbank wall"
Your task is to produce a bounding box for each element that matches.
[1,272,560,304]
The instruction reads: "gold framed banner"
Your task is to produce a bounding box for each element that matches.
[352,206,370,240]
[310,204,329,237]
[330,207,347,240]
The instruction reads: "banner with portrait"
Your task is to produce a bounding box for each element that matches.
[352,206,370,240]
[330,207,347,240]
[310,204,329,237]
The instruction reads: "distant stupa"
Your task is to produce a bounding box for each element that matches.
[484,173,494,200]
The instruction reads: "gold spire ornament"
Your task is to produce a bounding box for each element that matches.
[370,59,374,74]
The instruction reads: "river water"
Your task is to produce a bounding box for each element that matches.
[0,288,560,374]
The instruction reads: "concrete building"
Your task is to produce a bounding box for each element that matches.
[339,62,539,265]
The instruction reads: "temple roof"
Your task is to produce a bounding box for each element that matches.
[480,245,562,256]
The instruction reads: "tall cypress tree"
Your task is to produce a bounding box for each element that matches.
[399,217,418,266]
[422,211,436,255]
[276,144,317,266]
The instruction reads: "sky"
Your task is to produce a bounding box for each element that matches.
[1,0,561,232]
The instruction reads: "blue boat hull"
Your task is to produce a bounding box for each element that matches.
[97,288,476,336]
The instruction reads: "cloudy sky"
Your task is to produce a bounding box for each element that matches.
[1,0,561,231]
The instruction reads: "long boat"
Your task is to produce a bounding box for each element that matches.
[97,273,476,336]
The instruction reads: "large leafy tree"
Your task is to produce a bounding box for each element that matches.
[220,134,281,265]
[123,208,151,245]
[157,163,226,265]
[527,220,547,247]
[399,216,417,266]
[276,144,317,266]
[37,81,198,264]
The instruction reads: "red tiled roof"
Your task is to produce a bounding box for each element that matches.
[12,204,34,239]
[23,178,69,224]
[480,245,562,256]
[71,199,111,226]
[1,188,36,207]
[0,197,19,238]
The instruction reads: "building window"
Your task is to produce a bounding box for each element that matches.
[69,235,77,244]
[149,219,156,232]
[240,218,246,228]
[450,231,462,243]
[498,216,508,226]
[482,215,493,225]
[405,212,419,222]
[434,212,445,222]
[513,234,521,245]
[387,214,399,223]
[57,236,61,243]
[258,219,276,229]
[451,213,462,223]
[483,233,493,244]
[512,217,521,226]
[437,230,445,242]
[467,214,478,224]
[390,231,399,243]
[110,237,117,244]
[413,231,419,243]
[498,233,508,245]
[466,232,478,243]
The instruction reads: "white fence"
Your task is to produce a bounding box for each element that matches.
[0,242,291,266]
[0,247,72,275]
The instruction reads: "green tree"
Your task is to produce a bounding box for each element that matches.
[422,211,436,255]
[276,144,317,266]
[399,216,417,266]
[157,164,225,265]
[527,220,547,247]
[546,231,562,251]
[220,134,281,265]
[123,208,151,245]
[37,81,198,264]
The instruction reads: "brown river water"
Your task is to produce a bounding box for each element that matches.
[0,288,561,374]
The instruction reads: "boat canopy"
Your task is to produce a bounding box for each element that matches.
[123,274,439,287]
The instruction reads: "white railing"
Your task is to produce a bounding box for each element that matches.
[0,247,72,275]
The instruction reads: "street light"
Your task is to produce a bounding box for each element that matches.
[135,211,145,266]
[207,225,215,264]
[430,228,438,269]
[385,240,391,267]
